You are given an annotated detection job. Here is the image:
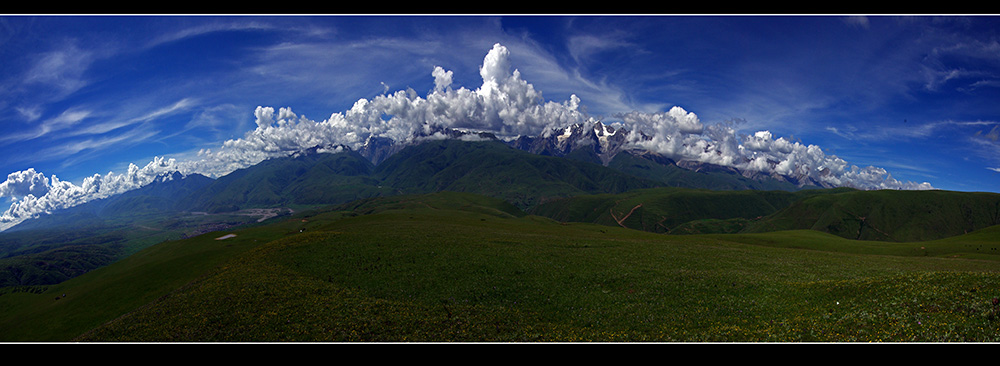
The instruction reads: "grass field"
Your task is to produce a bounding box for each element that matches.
[3,192,1000,342]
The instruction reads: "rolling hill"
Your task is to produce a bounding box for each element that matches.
[3,139,997,290]
[531,186,1000,242]
[3,137,1000,342]
[2,191,999,342]
[529,186,852,234]
[741,189,1000,242]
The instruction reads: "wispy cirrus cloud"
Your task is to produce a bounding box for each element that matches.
[22,42,96,96]
[65,98,196,137]
[0,108,93,143]
[827,120,999,141]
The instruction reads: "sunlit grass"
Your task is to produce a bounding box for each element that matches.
[71,202,1000,342]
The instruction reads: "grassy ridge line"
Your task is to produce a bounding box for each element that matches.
[529,187,843,233]
[0,191,528,341]
[744,189,1000,242]
[0,217,302,342]
[531,187,1000,242]
[703,227,1000,261]
[74,202,1000,342]
[78,207,1000,341]
[7,191,1000,342]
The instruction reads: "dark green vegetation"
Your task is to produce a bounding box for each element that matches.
[1,191,998,342]
[181,150,392,214]
[371,140,661,209]
[530,187,852,234]
[606,150,816,192]
[0,140,672,288]
[532,187,1000,243]
[742,189,1000,242]
[2,139,1000,342]
[0,172,264,288]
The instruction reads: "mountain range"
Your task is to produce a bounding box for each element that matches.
[2,124,998,289]
[4,121,823,233]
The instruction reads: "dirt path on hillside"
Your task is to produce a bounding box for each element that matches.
[610,203,643,228]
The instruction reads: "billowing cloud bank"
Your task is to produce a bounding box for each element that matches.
[0,43,932,230]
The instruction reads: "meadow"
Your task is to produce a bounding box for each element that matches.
[1,192,993,342]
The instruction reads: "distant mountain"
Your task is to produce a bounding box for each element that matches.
[3,130,830,231]
[503,121,829,190]
[1,121,830,234]
[607,150,817,192]
[0,172,216,287]
[5,172,214,233]
[180,138,669,213]
[372,139,662,209]
[352,121,823,194]
[3,134,998,290]
[507,121,628,165]
[177,149,392,213]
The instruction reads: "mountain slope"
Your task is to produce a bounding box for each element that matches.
[5,172,214,233]
[606,150,817,192]
[742,189,1000,242]
[179,149,391,213]
[529,187,849,234]
[372,139,664,209]
[507,121,829,191]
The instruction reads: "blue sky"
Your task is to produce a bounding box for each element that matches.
[1,15,999,225]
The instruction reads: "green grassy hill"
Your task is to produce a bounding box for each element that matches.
[742,189,1000,242]
[529,187,849,234]
[4,191,1000,342]
[4,140,997,294]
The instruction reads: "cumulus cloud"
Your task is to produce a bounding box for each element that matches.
[0,43,934,230]
[432,66,453,92]
[183,43,935,193]
[0,169,50,198]
[0,157,182,230]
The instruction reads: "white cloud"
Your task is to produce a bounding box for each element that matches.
[0,42,936,230]
[1,108,93,143]
[842,16,870,29]
[70,98,197,137]
[0,168,50,199]
[23,43,94,95]
[0,157,182,230]
[432,66,453,92]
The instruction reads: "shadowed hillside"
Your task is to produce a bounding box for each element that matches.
[529,187,850,234]
[372,139,663,209]
[742,189,1000,242]
[2,191,998,342]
